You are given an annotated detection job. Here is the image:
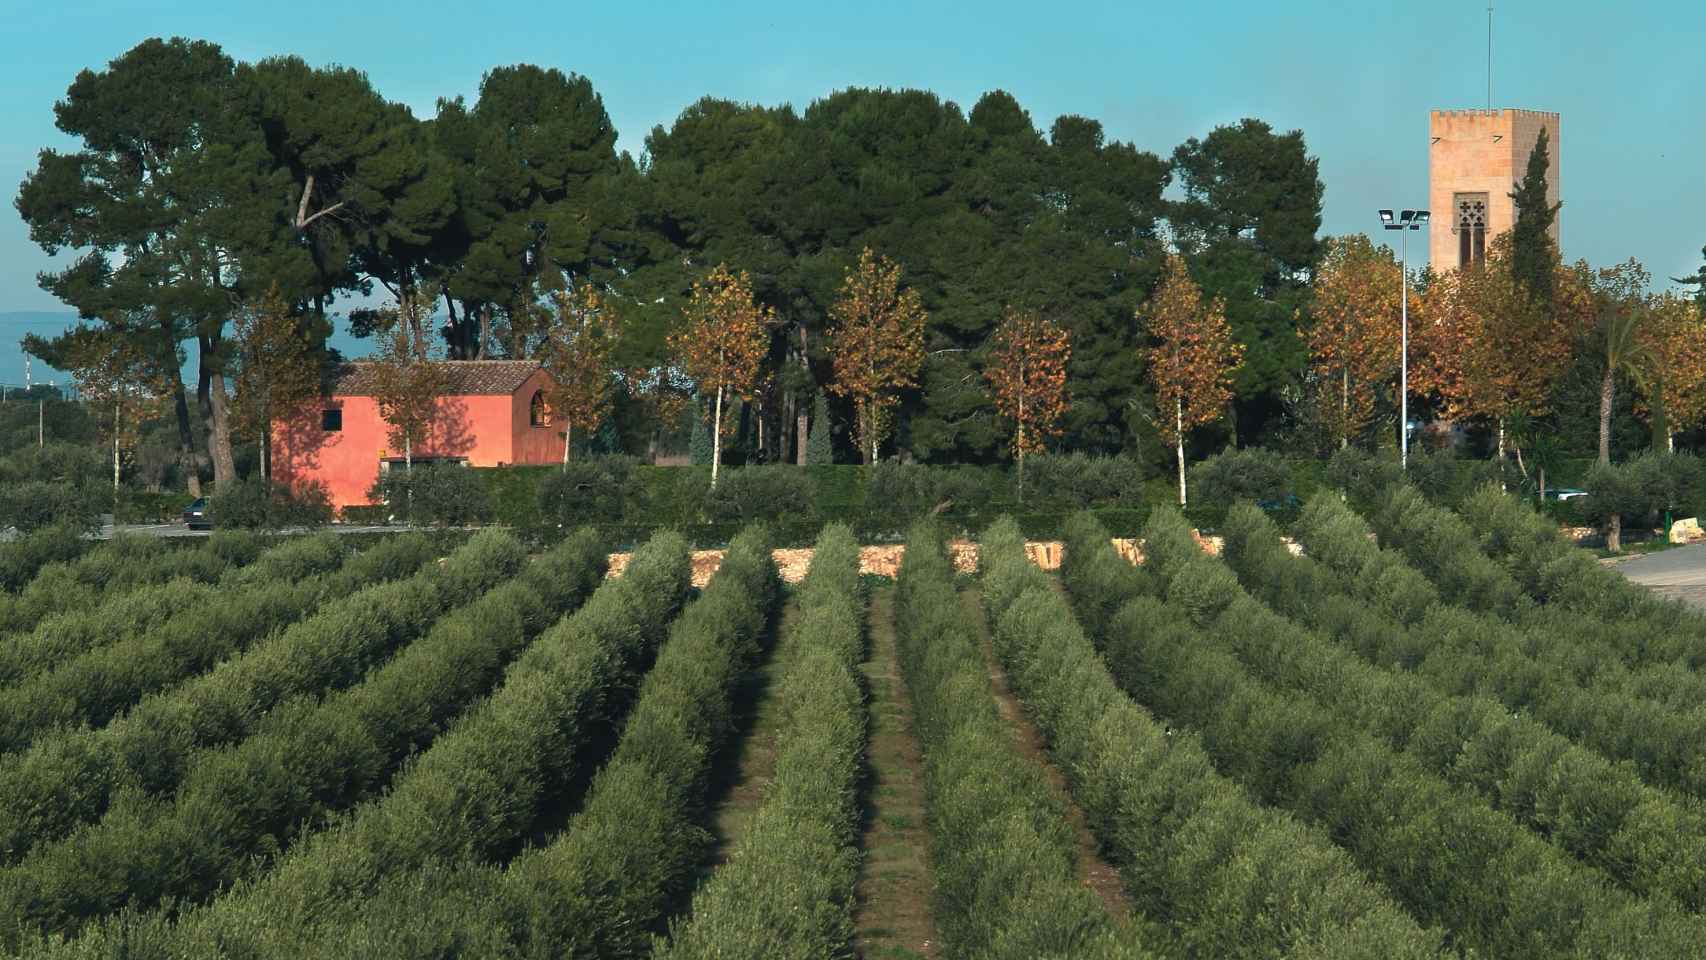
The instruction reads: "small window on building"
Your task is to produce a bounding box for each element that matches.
[322,408,342,432]
[529,389,550,427]
[1455,193,1488,269]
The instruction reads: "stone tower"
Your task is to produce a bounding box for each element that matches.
[1427,109,1560,272]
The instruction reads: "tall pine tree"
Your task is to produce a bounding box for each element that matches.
[1508,127,1561,305]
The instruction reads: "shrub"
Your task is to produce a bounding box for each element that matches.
[369,465,494,526]
[891,521,1140,959]
[1059,512,1152,636]
[0,531,608,936]
[0,525,87,593]
[981,519,1445,959]
[0,481,105,534]
[209,479,333,530]
[89,531,692,955]
[0,534,443,868]
[1189,446,1291,507]
[536,455,635,528]
[1324,446,1405,512]
[702,465,817,524]
[655,523,865,958]
[1023,453,1148,509]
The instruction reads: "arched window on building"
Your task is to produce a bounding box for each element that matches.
[1455,193,1488,269]
[529,389,550,427]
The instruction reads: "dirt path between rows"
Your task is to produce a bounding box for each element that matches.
[853,585,938,960]
[696,602,795,871]
[957,586,1134,922]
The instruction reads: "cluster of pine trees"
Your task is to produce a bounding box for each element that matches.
[19,38,1706,495]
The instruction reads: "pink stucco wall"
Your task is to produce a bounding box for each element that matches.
[275,382,566,509]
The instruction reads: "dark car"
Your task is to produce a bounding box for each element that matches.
[182,497,212,530]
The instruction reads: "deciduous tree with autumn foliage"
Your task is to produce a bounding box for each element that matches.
[540,285,622,468]
[1145,254,1244,507]
[367,290,450,472]
[827,248,928,464]
[1305,235,1405,449]
[1412,237,1585,473]
[984,307,1070,501]
[232,284,324,482]
[1637,291,1706,452]
[669,264,772,487]
[55,325,172,491]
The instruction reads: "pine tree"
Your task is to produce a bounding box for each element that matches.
[806,393,833,465]
[1508,128,1561,305]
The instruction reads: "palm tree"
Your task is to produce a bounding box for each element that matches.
[1594,261,1653,466]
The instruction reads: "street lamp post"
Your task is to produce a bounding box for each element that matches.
[1378,209,1429,469]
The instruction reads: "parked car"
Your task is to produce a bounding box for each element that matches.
[1546,487,1589,501]
[182,497,212,530]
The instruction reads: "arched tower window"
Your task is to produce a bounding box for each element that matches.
[529,389,550,427]
[1455,193,1488,268]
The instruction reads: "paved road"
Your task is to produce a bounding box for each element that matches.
[99,517,406,538]
[1616,543,1706,608]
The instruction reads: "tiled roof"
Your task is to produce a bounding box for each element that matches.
[332,360,543,397]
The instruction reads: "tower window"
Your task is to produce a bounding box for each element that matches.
[529,389,550,427]
[1455,193,1488,268]
[321,408,342,432]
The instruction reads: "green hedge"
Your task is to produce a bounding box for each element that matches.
[0,525,89,593]
[1090,506,1706,959]
[0,534,441,870]
[894,521,1145,959]
[0,530,607,941]
[656,523,866,958]
[1224,501,1706,911]
[51,531,693,957]
[274,526,777,958]
[987,516,1445,958]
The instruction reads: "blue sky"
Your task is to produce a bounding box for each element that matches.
[1,0,1703,384]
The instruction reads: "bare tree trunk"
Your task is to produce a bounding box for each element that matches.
[1608,511,1622,553]
[711,386,724,488]
[1668,427,1675,454]
[479,306,491,360]
[1599,367,1615,466]
[1539,466,1547,504]
[1341,366,1349,449]
[260,425,269,483]
[170,378,201,498]
[207,365,237,492]
[563,423,572,471]
[796,327,810,465]
[1497,417,1506,493]
[113,399,120,492]
[1176,396,1187,508]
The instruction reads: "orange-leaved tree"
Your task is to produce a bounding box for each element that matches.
[1144,254,1243,507]
[540,285,622,468]
[827,248,927,464]
[1412,238,1582,471]
[232,283,324,482]
[984,306,1070,502]
[669,264,772,488]
[58,324,172,491]
[367,290,449,472]
[1306,235,1405,449]
[1637,291,1706,452]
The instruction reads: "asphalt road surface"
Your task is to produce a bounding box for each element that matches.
[1617,543,1706,608]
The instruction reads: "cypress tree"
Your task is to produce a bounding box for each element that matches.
[1508,128,1561,304]
[806,393,834,465]
[689,397,713,466]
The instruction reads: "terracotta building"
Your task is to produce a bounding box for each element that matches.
[1428,108,1560,272]
[273,360,564,510]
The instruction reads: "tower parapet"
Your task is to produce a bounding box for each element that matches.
[1428,109,1560,271]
